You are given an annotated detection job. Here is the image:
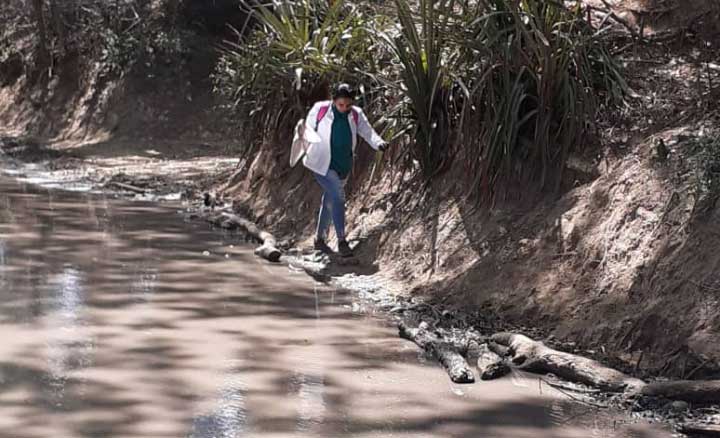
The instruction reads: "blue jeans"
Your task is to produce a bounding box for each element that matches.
[314,170,346,241]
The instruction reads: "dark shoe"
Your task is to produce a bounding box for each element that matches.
[314,238,331,253]
[338,240,354,258]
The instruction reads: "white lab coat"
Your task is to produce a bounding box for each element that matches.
[302,100,385,176]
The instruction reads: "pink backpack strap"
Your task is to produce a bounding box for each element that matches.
[316,105,330,128]
[316,104,359,127]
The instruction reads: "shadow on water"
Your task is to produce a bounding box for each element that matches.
[0,175,672,438]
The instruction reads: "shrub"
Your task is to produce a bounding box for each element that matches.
[381,0,625,196]
[213,0,378,149]
[454,0,626,197]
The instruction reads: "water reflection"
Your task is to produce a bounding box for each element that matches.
[129,263,158,302]
[291,358,327,434]
[189,371,249,438]
[0,239,6,289]
[43,265,93,406]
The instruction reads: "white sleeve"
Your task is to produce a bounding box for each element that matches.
[355,107,385,150]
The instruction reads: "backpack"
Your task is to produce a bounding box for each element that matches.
[289,104,359,167]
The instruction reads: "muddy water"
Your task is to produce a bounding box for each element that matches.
[0,175,672,438]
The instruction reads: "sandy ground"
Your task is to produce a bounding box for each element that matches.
[0,131,239,200]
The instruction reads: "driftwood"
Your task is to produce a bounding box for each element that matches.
[491,333,645,392]
[474,343,511,380]
[487,340,510,358]
[399,321,475,384]
[678,423,720,437]
[110,181,146,194]
[640,380,720,404]
[491,333,720,404]
[207,211,282,262]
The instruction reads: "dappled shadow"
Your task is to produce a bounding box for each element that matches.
[405,121,720,381]
[0,174,669,437]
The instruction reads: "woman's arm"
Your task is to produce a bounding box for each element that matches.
[355,107,386,150]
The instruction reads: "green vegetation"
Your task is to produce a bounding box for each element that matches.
[213,0,378,146]
[216,0,625,195]
[2,0,627,198]
[452,0,626,194]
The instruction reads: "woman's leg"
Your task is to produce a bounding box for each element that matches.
[315,192,333,241]
[313,170,346,241]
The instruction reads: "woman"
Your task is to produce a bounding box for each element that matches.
[302,83,387,257]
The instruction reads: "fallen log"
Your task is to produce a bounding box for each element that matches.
[491,333,644,392]
[487,340,510,358]
[399,321,475,384]
[206,211,282,263]
[474,342,511,380]
[678,423,720,437]
[110,181,146,194]
[640,380,720,404]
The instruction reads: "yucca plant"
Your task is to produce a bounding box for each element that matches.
[379,0,457,179]
[213,0,376,148]
[454,0,626,198]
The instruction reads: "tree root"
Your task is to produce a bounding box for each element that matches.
[399,321,475,384]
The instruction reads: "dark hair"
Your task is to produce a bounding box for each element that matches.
[332,83,355,100]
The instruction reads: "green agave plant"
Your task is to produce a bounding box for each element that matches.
[380,0,625,196]
[454,0,626,198]
[213,0,626,199]
[379,0,457,179]
[213,0,375,148]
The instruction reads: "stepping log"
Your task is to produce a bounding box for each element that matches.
[207,211,282,262]
[640,380,720,404]
[491,333,644,392]
[678,423,720,437]
[492,333,720,403]
[475,343,511,380]
[399,321,475,384]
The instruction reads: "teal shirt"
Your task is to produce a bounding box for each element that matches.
[329,106,353,179]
